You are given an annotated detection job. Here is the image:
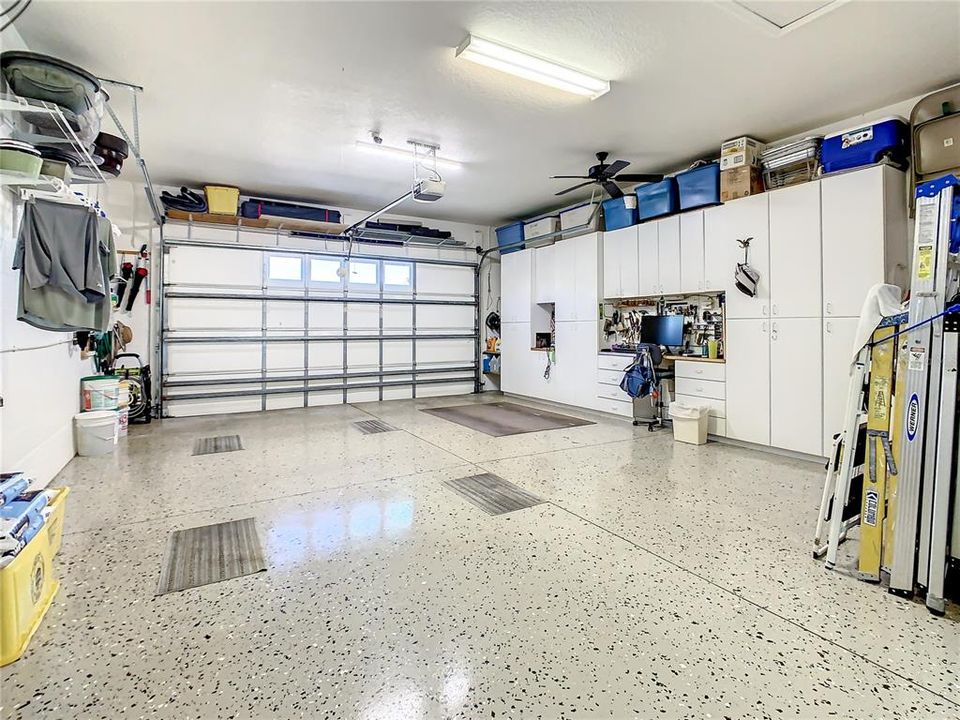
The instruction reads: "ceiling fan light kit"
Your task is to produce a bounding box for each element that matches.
[455,34,610,100]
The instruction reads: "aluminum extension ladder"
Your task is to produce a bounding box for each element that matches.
[887,174,959,614]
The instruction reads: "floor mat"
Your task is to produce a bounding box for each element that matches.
[156,518,267,595]
[422,402,594,437]
[353,419,397,434]
[444,472,546,515]
[193,435,243,456]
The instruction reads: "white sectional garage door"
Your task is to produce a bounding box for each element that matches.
[159,222,479,417]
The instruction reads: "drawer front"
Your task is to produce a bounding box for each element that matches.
[598,368,624,386]
[597,382,631,402]
[674,377,726,400]
[674,360,726,382]
[708,416,727,437]
[598,353,633,371]
[672,393,726,418]
[593,397,633,417]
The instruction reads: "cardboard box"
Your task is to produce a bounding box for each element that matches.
[720,136,765,171]
[720,166,764,202]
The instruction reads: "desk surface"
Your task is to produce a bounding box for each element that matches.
[599,350,725,364]
[664,355,725,364]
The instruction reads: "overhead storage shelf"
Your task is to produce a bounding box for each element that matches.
[0,92,107,185]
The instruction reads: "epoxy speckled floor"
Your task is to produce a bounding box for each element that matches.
[2,394,957,719]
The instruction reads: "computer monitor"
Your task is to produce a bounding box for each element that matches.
[640,315,684,348]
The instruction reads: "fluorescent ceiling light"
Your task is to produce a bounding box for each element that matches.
[456,34,610,100]
[355,140,462,169]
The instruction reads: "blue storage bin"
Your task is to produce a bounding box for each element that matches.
[821,117,909,174]
[601,196,639,230]
[676,163,720,210]
[634,178,679,220]
[496,222,524,254]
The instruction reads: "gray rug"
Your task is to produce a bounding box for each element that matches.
[193,435,243,456]
[353,419,397,434]
[445,473,546,515]
[422,402,594,437]
[156,518,267,595]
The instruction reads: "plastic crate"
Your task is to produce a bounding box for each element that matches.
[0,523,59,666]
[822,117,909,173]
[44,487,69,557]
[601,196,639,230]
[675,163,720,210]
[634,178,679,220]
[203,185,240,215]
[560,202,599,231]
[496,222,524,254]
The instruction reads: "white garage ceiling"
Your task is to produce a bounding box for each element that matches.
[11,1,960,225]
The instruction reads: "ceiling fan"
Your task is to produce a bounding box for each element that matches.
[551,151,664,198]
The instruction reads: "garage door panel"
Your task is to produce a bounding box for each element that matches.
[416,305,473,330]
[167,298,260,330]
[167,246,262,286]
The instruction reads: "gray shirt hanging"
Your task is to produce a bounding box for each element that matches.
[12,199,116,332]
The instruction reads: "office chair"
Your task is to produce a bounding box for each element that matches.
[623,343,675,431]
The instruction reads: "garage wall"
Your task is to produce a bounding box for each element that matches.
[0,27,91,486]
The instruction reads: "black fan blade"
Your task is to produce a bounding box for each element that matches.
[614,173,665,183]
[602,181,624,199]
[555,180,596,196]
[550,175,592,179]
[599,159,629,178]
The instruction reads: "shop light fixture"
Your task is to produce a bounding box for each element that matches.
[355,139,462,169]
[455,34,610,100]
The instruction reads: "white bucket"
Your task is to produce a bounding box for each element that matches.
[74,410,118,457]
[117,407,129,438]
[81,376,119,411]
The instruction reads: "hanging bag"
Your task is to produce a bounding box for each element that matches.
[735,237,760,297]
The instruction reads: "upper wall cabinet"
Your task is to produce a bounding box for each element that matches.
[602,226,638,299]
[637,222,659,296]
[658,215,682,295]
[501,249,533,323]
[680,210,705,293]
[704,193,770,319]
[768,181,821,318]
[534,244,556,304]
[821,164,908,318]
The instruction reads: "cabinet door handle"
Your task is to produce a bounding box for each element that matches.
[772,304,778,315]
[695,368,703,375]
[826,301,833,315]
[762,304,769,316]
[825,321,832,333]
[762,322,767,333]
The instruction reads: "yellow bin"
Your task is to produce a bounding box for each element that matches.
[0,527,59,666]
[45,487,70,557]
[204,185,240,215]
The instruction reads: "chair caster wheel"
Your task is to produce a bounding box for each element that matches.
[632,420,639,426]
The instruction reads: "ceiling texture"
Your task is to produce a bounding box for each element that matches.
[11,1,960,225]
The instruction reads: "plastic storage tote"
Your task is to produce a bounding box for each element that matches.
[670,402,709,445]
[601,195,639,230]
[560,202,600,231]
[204,185,240,215]
[821,117,909,174]
[523,216,559,240]
[634,179,679,220]
[496,222,524,254]
[675,163,720,210]
[0,522,59,666]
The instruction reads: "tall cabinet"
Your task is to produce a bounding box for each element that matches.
[819,164,907,452]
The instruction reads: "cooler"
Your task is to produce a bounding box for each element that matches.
[821,117,909,173]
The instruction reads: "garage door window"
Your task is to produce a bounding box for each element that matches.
[266,255,303,284]
[310,258,344,288]
[348,259,379,289]
[383,261,412,291]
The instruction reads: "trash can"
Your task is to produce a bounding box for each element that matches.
[670,402,710,445]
